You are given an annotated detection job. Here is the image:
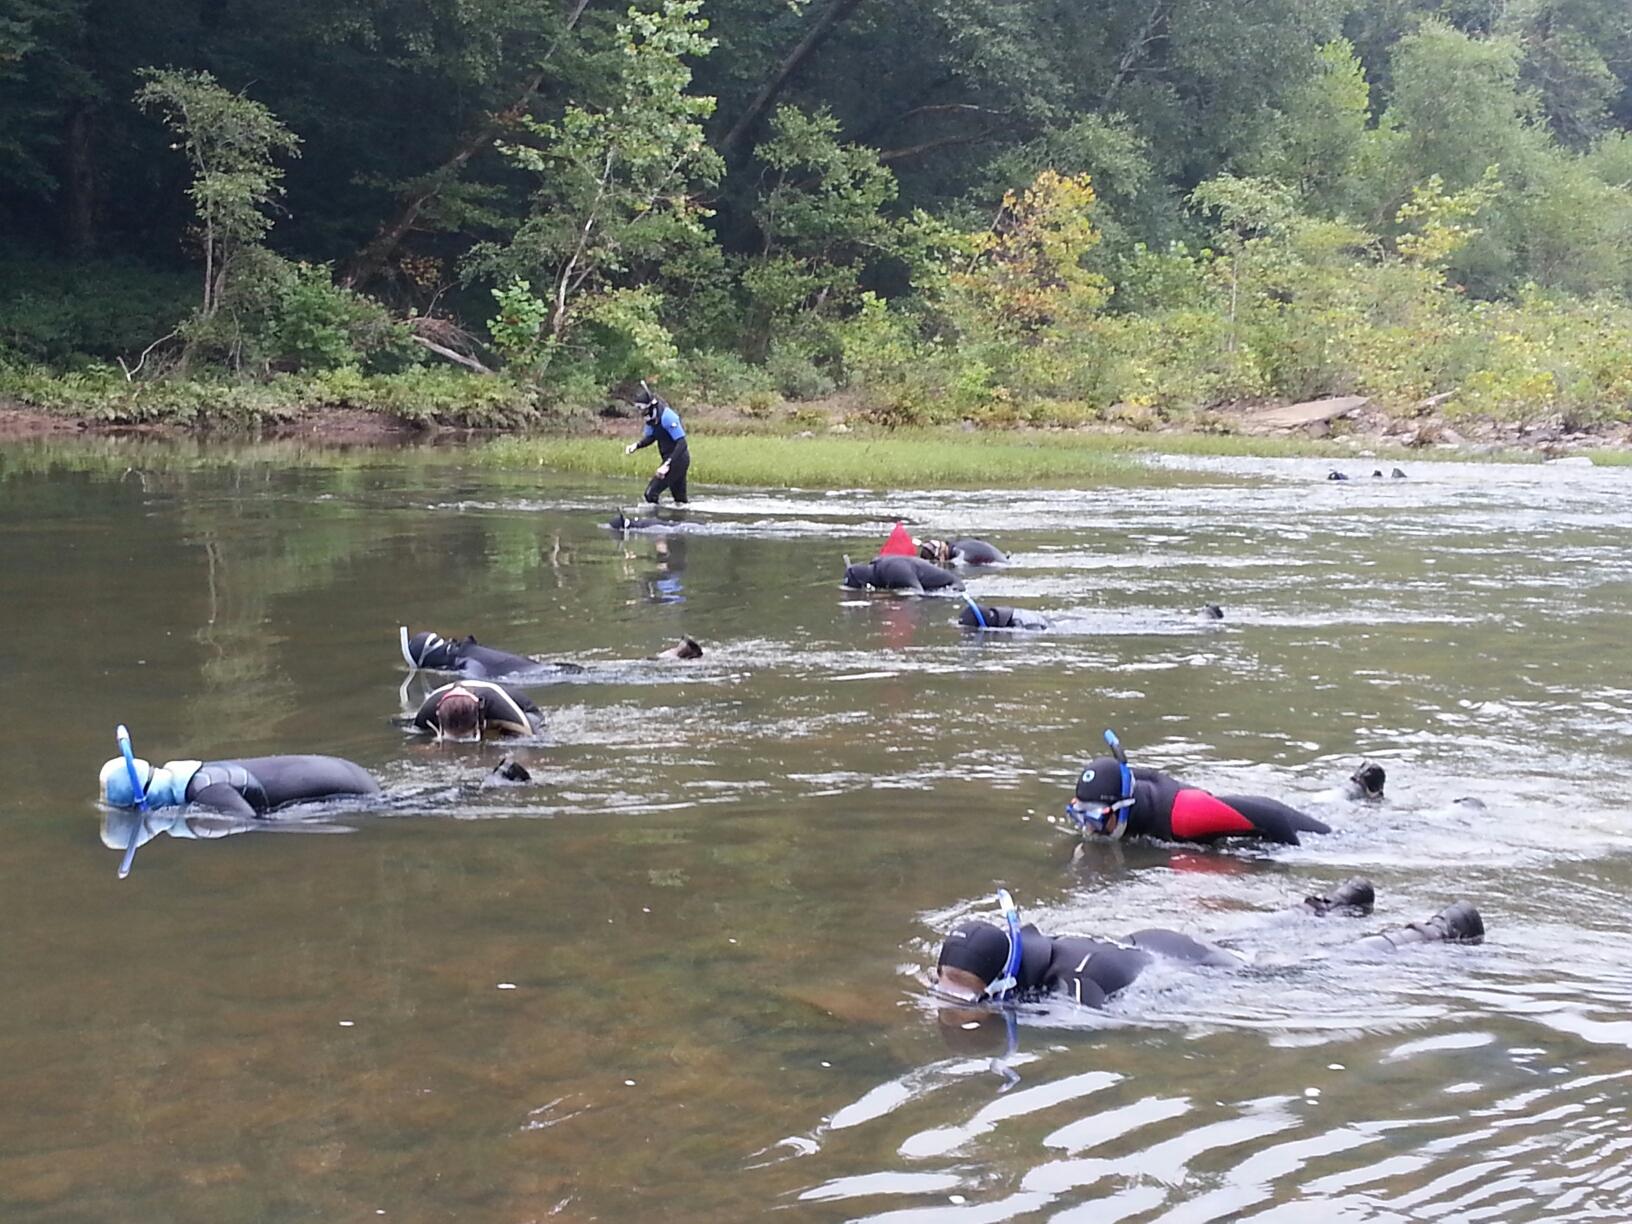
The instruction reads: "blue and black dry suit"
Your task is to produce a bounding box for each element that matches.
[633,395,690,504]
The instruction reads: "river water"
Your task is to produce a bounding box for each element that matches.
[2,443,1631,1222]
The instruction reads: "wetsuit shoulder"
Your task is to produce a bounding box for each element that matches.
[187,761,267,818]
[465,680,542,734]
[1043,935,1152,1007]
[231,755,379,808]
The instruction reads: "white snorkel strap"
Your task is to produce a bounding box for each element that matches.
[399,625,417,671]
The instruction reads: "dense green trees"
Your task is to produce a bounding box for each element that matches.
[5,0,1632,427]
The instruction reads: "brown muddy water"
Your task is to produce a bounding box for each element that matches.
[2,443,1631,1223]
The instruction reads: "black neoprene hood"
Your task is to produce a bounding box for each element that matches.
[937,921,1010,986]
[1075,756,1127,805]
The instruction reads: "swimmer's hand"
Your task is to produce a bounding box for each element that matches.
[624,442,638,455]
[655,462,671,478]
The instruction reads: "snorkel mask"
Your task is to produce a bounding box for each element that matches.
[1065,729,1135,837]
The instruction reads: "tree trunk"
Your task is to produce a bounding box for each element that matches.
[63,104,98,258]
[719,0,865,156]
[340,0,593,290]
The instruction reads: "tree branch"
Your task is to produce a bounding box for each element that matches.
[1102,0,1170,106]
[341,0,594,289]
[878,127,1004,165]
[409,334,494,374]
[880,103,1010,130]
[720,0,865,155]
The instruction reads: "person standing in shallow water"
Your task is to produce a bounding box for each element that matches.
[623,382,690,505]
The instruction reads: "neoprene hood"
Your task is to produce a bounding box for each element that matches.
[98,756,201,809]
[937,920,1011,988]
[1074,756,1128,806]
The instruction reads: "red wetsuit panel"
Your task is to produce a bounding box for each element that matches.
[1171,789,1257,840]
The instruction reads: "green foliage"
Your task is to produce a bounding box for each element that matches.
[0,361,542,427]
[0,255,194,365]
[468,0,722,356]
[8,0,1632,438]
[135,68,301,318]
[488,278,551,368]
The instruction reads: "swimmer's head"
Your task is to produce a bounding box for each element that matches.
[917,538,951,564]
[1349,761,1386,801]
[436,689,482,741]
[99,756,151,808]
[958,603,996,629]
[842,562,877,589]
[98,757,199,809]
[935,920,1013,1001]
[404,630,458,670]
[1066,755,1134,835]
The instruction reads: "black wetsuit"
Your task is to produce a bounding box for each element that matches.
[1075,760,1330,845]
[959,604,1048,630]
[940,899,1482,1010]
[405,631,580,679]
[633,400,689,504]
[941,920,1236,1009]
[945,538,1007,565]
[843,556,964,593]
[414,680,542,737]
[185,756,380,820]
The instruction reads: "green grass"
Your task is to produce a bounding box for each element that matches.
[1583,448,1632,467]
[470,426,1566,488]
[472,431,1148,488]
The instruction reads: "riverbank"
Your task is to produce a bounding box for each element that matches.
[3,395,1629,486]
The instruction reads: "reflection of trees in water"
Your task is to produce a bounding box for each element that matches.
[172,471,607,752]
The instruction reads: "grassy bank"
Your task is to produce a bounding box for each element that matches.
[472,431,1157,487]
[1,413,1565,487]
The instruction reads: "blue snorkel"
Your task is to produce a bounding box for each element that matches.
[115,724,148,880]
[986,889,1025,1000]
[1104,728,1133,808]
[962,594,989,629]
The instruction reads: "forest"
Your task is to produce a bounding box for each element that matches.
[4,0,1632,430]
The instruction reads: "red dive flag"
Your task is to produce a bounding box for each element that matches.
[879,521,917,557]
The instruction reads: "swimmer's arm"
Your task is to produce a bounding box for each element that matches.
[632,423,657,448]
[187,782,260,820]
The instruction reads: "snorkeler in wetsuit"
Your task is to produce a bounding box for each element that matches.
[958,603,1049,630]
[1066,731,1331,846]
[843,555,964,594]
[920,537,1008,566]
[399,628,582,679]
[1347,761,1386,801]
[413,680,542,740]
[624,383,690,505]
[933,884,1483,1010]
[99,752,379,821]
